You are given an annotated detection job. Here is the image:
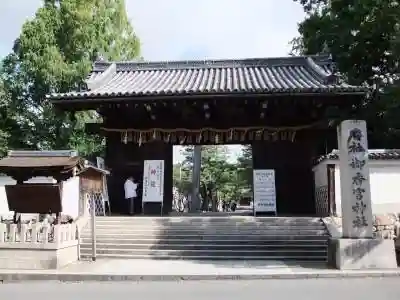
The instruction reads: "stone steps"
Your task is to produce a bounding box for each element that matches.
[83,233,330,240]
[81,238,328,245]
[79,253,328,261]
[80,216,329,262]
[80,248,327,257]
[93,218,323,226]
[83,235,329,243]
[85,229,327,235]
[93,225,327,230]
[80,242,328,251]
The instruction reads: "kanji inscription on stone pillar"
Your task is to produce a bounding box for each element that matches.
[337,120,373,238]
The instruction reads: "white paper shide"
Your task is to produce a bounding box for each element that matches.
[142,160,164,203]
[253,169,277,213]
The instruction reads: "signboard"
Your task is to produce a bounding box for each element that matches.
[142,160,164,203]
[253,169,277,214]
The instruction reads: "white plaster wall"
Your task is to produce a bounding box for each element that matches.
[334,163,400,215]
[313,163,328,188]
[0,176,80,219]
[61,176,80,219]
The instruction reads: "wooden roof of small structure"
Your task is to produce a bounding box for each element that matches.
[0,150,85,182]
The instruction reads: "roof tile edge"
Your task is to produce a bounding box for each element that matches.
[86,63,116,91]
[8,150,79,157]
[91,54,334,72]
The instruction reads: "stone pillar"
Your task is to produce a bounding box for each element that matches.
[334,120,397,269]
[337,120,373,238]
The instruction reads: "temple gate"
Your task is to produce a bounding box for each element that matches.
[49,55,366,216]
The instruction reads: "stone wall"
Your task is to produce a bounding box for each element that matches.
[373,214,399,239]
[324,213,400,240]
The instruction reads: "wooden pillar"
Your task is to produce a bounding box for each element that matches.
[163,144,173,215]
[105,132,173,215]
[252,139,315,216]
[251,142,276,216]
[129,142,172,215]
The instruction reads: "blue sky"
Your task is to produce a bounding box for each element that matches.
[0,0,306,163]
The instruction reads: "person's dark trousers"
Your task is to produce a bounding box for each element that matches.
[134,196,141,214]
[128,197,134,215]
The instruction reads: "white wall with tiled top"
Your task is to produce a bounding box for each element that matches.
[314,163,328,188]
[313,160,400,216]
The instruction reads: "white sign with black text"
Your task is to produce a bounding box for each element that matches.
[253,169,277,213]
[142,160,164,203]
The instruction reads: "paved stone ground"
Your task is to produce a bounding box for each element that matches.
[0,259,399,281]
[0,278,399,299]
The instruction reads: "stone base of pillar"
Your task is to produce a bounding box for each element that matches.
[331,238,397,270]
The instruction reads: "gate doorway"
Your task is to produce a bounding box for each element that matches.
[172,145,253,215]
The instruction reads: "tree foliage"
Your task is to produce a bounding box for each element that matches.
[0,78,11,156]
[0,0,140,156]
[292,0,400,147]
[236,145,252,187]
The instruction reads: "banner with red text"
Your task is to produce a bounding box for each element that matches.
[142,160,164,203]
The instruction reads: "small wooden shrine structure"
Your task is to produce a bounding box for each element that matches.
[0,150,109,222]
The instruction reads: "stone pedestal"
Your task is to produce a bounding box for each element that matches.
[333,120,397,269]
[0,242,78,270]
[335,238,397,270]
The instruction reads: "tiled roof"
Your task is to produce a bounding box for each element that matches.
[0,156,82,169]
[48,55,367,100]
[315,149,400,165]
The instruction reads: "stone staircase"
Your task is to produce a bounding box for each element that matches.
[80,216,330,262]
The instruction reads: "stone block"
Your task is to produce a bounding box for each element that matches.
[0,242,78,270]
[334,238,397,270]
[374,214,393,226]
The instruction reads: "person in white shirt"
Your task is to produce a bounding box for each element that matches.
[124,177,137,215]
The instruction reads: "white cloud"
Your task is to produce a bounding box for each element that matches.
[0,0,305,163]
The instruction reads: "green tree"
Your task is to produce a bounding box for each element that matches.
[0,78,11,156]
[236,145,252,188]
[1,0,140,156]
[173,162,192,194]
[292,0,400,147]
[176,145,247,204]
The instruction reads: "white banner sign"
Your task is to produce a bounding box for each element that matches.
[142,160,164,203]
[253,169,277,213]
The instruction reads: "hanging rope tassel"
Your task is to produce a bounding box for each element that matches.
[138,132,143,146]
